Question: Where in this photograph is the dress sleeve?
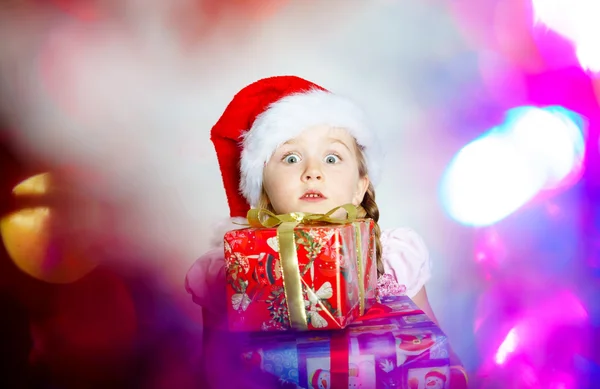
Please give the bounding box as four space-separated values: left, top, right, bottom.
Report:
184 247 227 314
380 228 432 298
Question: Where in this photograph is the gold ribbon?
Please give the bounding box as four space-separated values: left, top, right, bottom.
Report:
354 221 365 316
246 204 358 229
246 204 360 331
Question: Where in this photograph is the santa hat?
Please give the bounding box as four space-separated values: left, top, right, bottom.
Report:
425 370 447 382
211 75 382 220
311 369 326 389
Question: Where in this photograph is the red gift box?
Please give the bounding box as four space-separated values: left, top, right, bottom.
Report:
223 213 377 332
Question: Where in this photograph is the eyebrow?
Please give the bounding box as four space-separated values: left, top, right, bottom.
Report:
329 138 352 152
280 137 353 151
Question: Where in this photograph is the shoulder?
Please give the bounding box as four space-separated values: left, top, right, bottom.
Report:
380 227 431 298
184 248 226 308
381 228 429 256
186 247 226 285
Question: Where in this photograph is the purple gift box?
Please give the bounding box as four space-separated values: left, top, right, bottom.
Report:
239 295 452 389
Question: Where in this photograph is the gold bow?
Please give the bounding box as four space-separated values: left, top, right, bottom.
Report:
245 204 363 331
246 203 358 228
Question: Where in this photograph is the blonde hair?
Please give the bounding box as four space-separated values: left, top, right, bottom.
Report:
355 143 384 277
257 141 384 277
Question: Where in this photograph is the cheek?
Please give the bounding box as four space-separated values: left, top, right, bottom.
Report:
329 181 360 204
334 171 362 194
263 167 283 193
263 176 295 203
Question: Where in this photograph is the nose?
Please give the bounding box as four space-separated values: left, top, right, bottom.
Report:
304 171 322 181
302 160 323 182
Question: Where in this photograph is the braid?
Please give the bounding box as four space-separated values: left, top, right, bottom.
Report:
359 183 384 277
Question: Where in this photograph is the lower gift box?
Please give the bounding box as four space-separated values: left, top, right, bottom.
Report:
239 295 452 389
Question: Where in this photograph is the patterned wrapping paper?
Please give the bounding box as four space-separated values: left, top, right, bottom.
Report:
240 296 452 389
224 220 377 332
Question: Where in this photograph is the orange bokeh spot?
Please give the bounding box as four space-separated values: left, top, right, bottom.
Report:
0 173 98 284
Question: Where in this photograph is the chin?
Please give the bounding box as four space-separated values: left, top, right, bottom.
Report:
292 202 339 215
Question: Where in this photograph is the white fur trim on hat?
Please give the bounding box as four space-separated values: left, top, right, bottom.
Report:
240 88 381 207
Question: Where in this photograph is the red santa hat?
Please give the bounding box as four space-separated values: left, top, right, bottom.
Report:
311 368 328 389
424 370 447 383
211 75 382 220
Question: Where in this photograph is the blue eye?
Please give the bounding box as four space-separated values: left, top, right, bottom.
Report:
324 154 340 164
284 154 300 164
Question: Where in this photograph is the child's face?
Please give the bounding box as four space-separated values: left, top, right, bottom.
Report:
263 125 369 215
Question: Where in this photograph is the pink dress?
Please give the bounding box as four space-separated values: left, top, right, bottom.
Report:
185 227 432 315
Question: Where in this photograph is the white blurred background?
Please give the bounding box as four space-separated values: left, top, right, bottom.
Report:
0 0 471 298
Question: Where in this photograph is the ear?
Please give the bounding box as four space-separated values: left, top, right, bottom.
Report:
353 175 370 206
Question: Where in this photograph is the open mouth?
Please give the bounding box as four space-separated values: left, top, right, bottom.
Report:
300 190 327 200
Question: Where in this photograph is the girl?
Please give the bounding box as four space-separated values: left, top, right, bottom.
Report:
186 76 467 388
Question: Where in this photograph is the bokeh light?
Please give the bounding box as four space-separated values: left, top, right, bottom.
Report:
0 173 98 284
507 106 586 189
442 132 544 227
440 106 586 227
532 0 600 73
494 327 517 365
474 282 591 387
